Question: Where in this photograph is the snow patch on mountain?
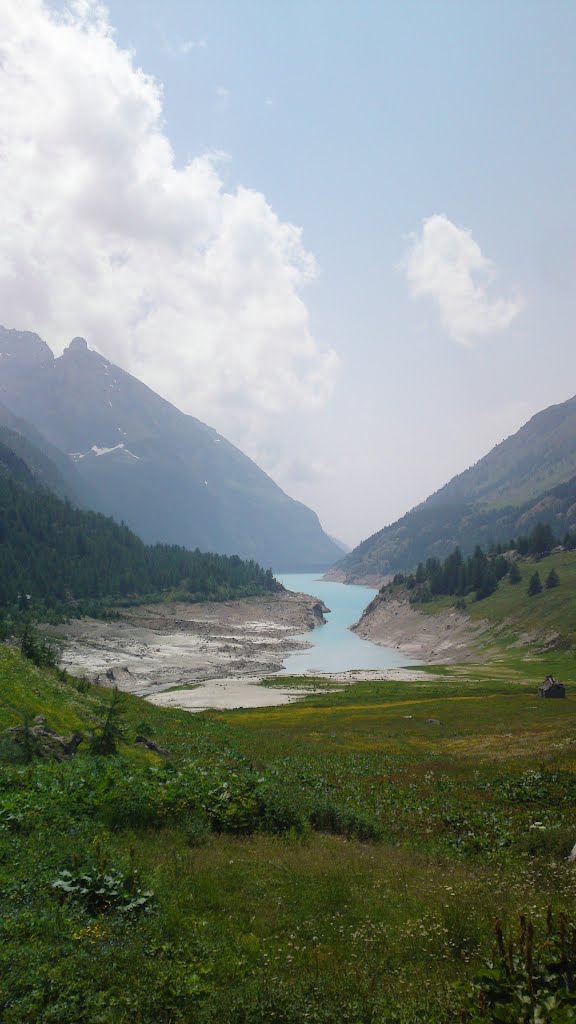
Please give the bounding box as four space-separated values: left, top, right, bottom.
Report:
70 444 140 461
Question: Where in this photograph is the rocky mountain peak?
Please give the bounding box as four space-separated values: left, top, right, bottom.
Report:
0 326 54 367
67 337 89 354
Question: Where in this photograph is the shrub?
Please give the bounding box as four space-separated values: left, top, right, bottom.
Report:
256 782 308 836
183 810 212 847
51 844 153 917
461 909 576 1021
308 798 383 841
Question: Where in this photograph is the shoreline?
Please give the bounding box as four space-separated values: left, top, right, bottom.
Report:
53 590 327 711
352 593 491 663
52 590 428 713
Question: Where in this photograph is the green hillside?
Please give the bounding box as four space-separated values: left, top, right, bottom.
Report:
338 393 576 581
369 544 576 655
459 548 576 649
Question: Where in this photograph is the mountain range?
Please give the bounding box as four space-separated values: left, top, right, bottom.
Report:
336 393 576 582
0 326 340 571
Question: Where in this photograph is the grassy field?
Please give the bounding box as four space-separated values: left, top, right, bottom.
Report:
1 638 576 1022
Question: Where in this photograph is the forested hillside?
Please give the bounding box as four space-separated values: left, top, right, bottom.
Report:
0 444 279 620
356 523 576 655
0 401 91 503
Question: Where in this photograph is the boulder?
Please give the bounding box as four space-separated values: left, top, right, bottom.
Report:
5 722 84 760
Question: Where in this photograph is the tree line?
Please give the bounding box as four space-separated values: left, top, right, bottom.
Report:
0 451 279 622
384 521 569 606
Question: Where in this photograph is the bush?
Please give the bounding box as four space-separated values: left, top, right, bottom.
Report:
308 798 383 841
183 810 212 847
51 844 153 917
461 909 576 1021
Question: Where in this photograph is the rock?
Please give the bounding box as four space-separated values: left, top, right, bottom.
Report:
310 601 330 626
135 735 171 757
425 718 444 726
61 733 84 756
5 723 84 760
568 841 576 865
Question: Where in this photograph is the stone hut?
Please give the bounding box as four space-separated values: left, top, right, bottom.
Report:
538 675 566 699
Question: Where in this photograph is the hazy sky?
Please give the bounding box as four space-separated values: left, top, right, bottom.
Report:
2 1 576 546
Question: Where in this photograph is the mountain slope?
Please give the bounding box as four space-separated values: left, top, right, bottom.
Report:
338 395 576 581
355 546 576 659
0 440 279 617
0 327 340 570
0 401 91 503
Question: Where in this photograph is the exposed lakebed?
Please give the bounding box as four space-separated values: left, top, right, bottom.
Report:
53 578 422 713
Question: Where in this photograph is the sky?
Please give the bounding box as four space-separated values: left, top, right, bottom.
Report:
1 1 576 547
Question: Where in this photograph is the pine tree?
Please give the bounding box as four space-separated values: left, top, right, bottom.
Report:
545 568 560 589
527 572 543 596
89 688 127 756
508 561 522 585
528 522 555 556
476 568 497 601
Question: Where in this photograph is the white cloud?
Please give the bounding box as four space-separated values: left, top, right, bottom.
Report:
402 214 522 345
0 0 337 442
162 36 207 57
215 84 230 110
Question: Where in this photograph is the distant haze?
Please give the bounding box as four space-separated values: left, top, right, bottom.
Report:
2 1 576 546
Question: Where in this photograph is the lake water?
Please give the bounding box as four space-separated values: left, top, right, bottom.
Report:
275 572 414 674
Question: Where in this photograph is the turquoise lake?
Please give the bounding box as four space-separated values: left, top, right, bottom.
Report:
275 573 415 674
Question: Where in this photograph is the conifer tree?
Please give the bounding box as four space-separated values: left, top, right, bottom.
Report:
508 561 522 585
89 688 127 756
527 571 543 596
545 568 560 589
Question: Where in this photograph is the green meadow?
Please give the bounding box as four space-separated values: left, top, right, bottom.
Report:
1 637 576 1023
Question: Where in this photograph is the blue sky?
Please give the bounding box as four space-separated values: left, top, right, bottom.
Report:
4 1 576 544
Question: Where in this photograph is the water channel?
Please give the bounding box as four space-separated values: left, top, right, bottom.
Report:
275 572 415 674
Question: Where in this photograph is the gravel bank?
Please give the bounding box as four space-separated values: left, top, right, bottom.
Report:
54 591 328 706
352 593 491 663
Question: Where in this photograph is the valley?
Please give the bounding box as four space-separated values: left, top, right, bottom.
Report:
3 326 576 1023
51 579 425 713
3 5 576 1020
